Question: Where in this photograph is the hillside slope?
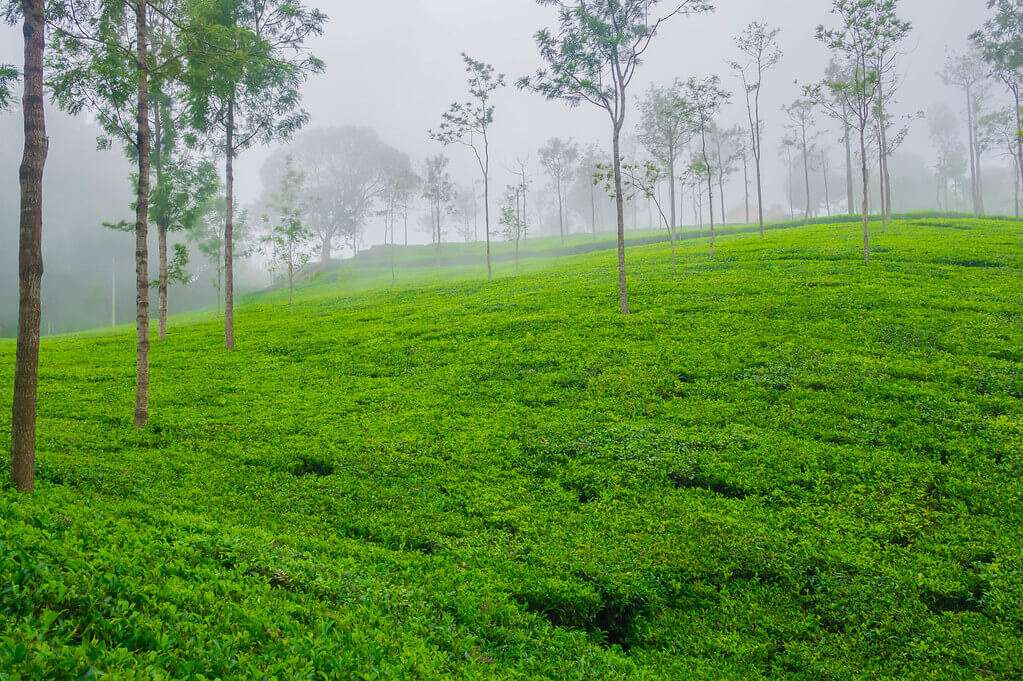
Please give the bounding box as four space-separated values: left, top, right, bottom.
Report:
1 218 1021 679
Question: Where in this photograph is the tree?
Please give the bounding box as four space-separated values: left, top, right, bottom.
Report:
783 98 819 219
499 183 528 271
980 107 1022 215
816 146 834 216
7 0 47 491
48 0 171 426
682 75 730 259
421 154 454 266
521 0 714 315
816 58 858 213
729 21 781 237
185 0 325 350
928 104 969 211
812 0 883 265
149 107 219 338
538 137 580 243
260 155 311 306
575 144 605 237
869 0 913 223
430 54 505 280
971 0 1023 191
709 123 744 225
637 81 691 232
265 127 401 265
941 49 991 216
189 194 253 317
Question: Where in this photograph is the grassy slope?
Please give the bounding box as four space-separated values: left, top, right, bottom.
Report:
1 217 1021 680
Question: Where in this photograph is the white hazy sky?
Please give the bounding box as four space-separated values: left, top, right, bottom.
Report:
0 0 998 219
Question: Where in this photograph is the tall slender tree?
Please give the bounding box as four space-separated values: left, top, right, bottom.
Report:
940 49 991 216
812 0 882 264
185 0 325 350
783 98 819 219
421 154 454 266
430 54 505 281
49 0 170 426
869 0 912 224
521 0 714 315
683 75 730 259
538 137 580 244
971 0 1023 190
729 21 781 237
7 0 48 491
637 81 691 233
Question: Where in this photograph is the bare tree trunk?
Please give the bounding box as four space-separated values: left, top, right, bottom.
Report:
557 176 565 244
801 127 812 219
859 124 870 265
590 181 597 239
822 156 832 217
288 257 293 306
224 98 236 350
133 0 151 429
966 84 980 216
668 152 677 231
742 152 750 224
153 104 169 341
701 127 716 259
877 75 893 220
483 142 492 280
976 150 985 215
1014 88 1023 190
10 0 47 492
158 223 167 339
843 104 854 213
320 234 331 264
612 124 629 315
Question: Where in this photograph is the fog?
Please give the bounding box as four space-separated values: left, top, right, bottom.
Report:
0 0 1011 335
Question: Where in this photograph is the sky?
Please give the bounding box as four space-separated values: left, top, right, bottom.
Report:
0 0 1002 234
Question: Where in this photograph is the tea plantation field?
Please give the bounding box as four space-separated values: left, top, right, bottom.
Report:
1 217 1021 679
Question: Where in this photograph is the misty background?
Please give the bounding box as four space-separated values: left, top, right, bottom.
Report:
0 0 1012 336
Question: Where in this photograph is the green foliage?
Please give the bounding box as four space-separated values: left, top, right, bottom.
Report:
1 217 1022 678
0 64 16 111
183 0 326 154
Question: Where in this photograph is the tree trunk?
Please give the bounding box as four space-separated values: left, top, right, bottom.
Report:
320 233 332 264
1014 88 1023 190
754 138 765 236
153 102 167 340
859 124 870 265
976 150 985 215
801 128 812 219
966 84 980 216
668 152 676 232
224 98 236 350
158 222 168 339
843 104 854 213
288 257 293 307
742 152 750 224
10 0 47 492
484 142 492 280
590 181 597 239
557 177 565 244
822 157 831 217
877 76 893 220
611 125 629 315
133 0 151 429
701 127 715 259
